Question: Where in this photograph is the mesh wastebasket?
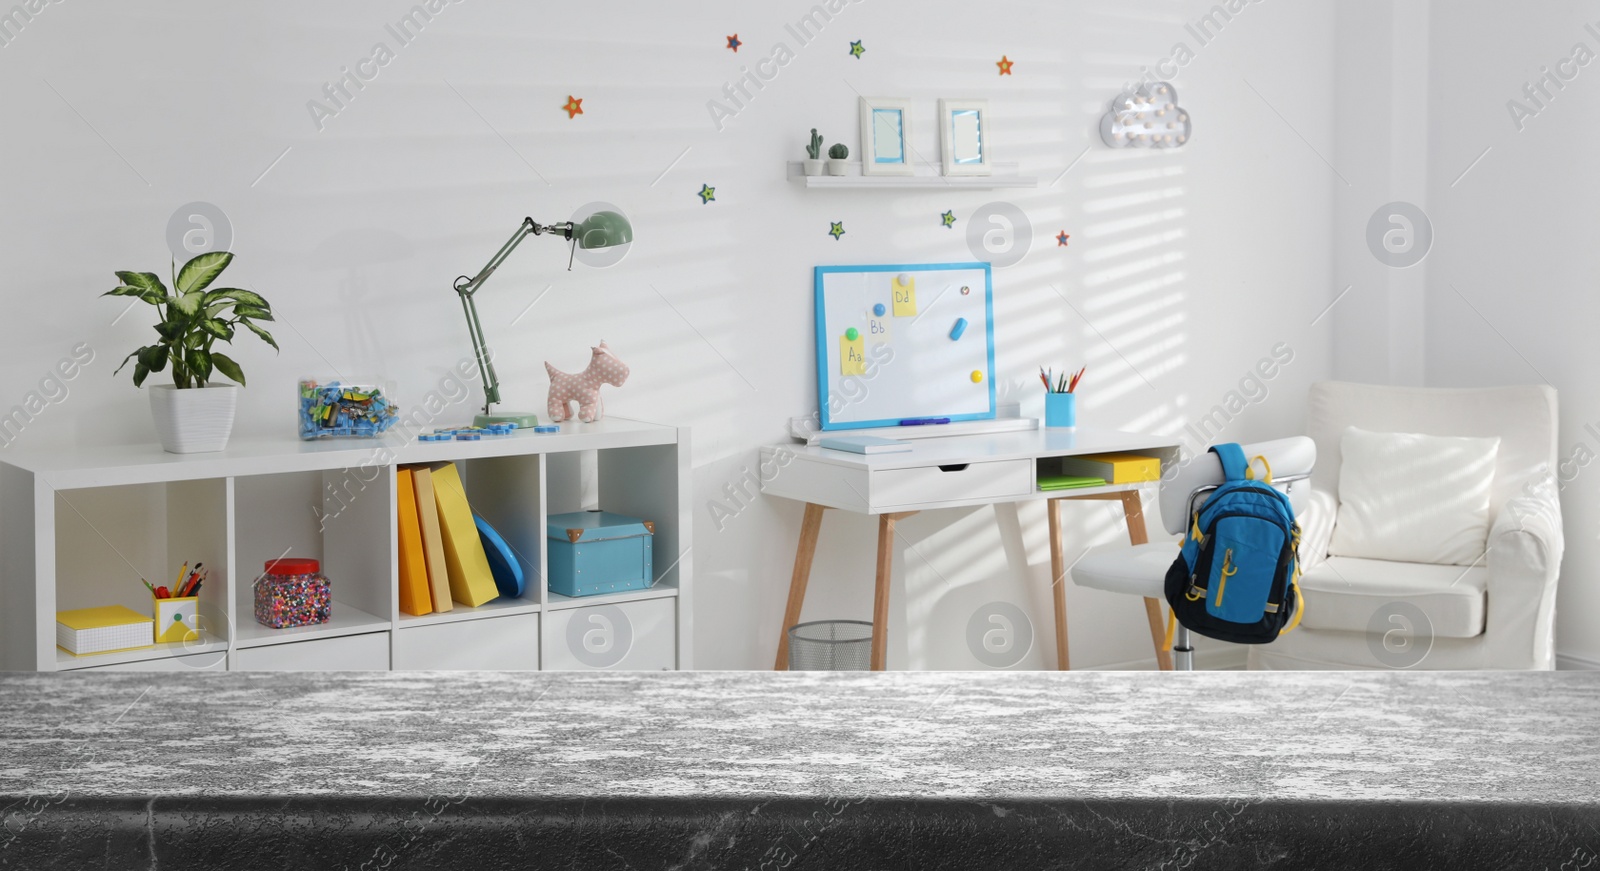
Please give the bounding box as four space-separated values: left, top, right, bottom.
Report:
787 620 873 670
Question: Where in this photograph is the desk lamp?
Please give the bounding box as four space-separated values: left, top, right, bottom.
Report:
451 210 632 427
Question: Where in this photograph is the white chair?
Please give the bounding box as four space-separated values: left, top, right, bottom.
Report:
1252 381 1563 670
1071 437 1317 670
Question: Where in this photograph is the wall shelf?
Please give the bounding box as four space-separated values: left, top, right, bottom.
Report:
787 161 1038 190
1 417 692 673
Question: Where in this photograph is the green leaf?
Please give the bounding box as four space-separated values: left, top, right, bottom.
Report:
233 305 273 321
210 352 245 386
115 271 167 295
173 289 206 317
104 285 145 297
203 287 268 309
155 321 184 342
137 345 168 372
175 252 233 295
200 318 234 341
186 348 213 383
242 320 279 351
114 349 140 375
132 363 151 388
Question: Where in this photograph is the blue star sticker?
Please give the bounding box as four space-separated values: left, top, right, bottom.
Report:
829 221 845 240
726 34 741 52
941 210 957 228
849 40 865 59
698 184 716 204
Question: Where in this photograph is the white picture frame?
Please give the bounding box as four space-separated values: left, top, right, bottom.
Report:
858 97 914 177
938 98 992 176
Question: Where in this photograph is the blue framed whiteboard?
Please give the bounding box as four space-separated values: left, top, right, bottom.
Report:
814 262 995 431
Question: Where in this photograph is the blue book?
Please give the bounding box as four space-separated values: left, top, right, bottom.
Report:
818 436 912 455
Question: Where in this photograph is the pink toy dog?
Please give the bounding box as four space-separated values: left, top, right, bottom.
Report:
545 341 630 423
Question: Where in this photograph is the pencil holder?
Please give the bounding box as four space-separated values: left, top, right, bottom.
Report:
1045 393 1077 428
152 595 201 644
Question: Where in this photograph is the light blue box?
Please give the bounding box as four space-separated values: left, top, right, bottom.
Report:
546 511 655 598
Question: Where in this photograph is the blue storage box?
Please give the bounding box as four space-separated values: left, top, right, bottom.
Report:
546 511 655 598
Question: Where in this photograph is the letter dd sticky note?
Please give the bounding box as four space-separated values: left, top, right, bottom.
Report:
840 334 866 376
891 273 917 317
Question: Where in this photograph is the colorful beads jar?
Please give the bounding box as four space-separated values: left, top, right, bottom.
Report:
254 558 331 629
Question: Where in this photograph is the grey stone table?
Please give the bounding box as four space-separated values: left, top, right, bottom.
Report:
1 670 1597 870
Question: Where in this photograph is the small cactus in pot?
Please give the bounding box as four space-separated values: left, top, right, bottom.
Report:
826 142 850 176
803 128 825 175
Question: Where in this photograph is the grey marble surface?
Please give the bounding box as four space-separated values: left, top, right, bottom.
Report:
1 669 1596 803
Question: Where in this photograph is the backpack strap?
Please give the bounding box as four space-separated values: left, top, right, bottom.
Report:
1210 443 1249 482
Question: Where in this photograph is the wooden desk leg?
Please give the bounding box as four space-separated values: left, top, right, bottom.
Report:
1117 490 1173 672
1047 498 1070 671
870 512 905 671
774 503 827 671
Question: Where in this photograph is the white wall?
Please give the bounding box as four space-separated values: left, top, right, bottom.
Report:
1418 0 1600 665
0 0 1337 669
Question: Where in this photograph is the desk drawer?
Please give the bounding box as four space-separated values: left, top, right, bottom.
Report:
872 459 1032 507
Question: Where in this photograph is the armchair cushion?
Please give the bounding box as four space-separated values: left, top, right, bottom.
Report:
1296 556 1487 639
1328 426 1500 565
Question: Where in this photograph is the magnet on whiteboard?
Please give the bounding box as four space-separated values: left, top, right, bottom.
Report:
873 303 886 317
949 318 967 341
970 370 984 383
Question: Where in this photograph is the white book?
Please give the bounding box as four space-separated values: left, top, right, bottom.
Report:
818 436 913 455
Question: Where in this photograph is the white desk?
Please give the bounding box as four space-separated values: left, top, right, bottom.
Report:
761 427 1182 671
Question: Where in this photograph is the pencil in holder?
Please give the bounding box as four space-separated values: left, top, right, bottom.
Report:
1045 392 1077 428
152 595 201 644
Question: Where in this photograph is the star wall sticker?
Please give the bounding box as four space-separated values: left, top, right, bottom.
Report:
997 55 1014 75
726 34 741 52
562 95 583 118
829 221 846 240
849 40 865 59
698 183 716 204
1056 231 1071 247
941 210 957 228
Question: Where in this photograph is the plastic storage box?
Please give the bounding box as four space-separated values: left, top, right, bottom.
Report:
545 511 655 598
298 378 399 439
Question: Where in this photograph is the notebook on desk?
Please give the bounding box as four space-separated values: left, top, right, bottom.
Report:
1037 474 1106 491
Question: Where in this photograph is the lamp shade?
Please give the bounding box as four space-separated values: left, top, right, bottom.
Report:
574 210 633 249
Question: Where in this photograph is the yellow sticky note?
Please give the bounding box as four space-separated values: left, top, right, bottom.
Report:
840 334 866 375
891 274 917 317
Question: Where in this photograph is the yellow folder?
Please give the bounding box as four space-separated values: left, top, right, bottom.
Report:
410 465 453 613
1057 452 1162 484
428 462 500 608
396 467 432 617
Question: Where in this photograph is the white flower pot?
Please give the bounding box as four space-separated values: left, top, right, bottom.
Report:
149 384 238 454
826 159 850 176
802 159 824 176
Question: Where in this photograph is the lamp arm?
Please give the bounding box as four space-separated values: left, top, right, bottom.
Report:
452 217 575 416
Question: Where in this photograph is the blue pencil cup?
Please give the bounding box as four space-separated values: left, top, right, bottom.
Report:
1045 393 1077 428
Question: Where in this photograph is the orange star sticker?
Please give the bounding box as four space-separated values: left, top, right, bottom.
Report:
996 55 1014 75
562 95 583 118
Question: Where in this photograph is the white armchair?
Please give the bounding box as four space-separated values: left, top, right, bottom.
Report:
1251 381 1564 670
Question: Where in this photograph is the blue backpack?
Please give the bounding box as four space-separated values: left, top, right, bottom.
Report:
1164 443 1305 645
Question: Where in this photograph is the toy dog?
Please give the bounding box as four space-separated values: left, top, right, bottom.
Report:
546 341 629 423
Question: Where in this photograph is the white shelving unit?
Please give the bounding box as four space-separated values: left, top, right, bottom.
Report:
1 418 692 673
786 160 1038 189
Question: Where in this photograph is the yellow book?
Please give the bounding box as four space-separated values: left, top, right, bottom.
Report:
396 467 432 617
410 465 453 613
56 605 154 656
429 462 500 608
1057 452 1162 484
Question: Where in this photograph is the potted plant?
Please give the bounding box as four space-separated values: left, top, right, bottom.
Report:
105 251 277 454
827 143 850 176
804 129 824 176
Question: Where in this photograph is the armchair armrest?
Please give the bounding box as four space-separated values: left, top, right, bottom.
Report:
1294 486 1339 571
1487 471 1564 584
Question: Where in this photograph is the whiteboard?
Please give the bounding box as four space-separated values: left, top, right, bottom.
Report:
814 262 995 430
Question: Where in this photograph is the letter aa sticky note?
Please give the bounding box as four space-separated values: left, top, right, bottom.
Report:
840 334 866 376
891 274 917 317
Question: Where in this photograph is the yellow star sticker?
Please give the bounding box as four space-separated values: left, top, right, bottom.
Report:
941 210 957 228
829 221 845 240
996 55 1014 75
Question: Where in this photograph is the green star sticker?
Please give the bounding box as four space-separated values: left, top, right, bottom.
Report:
941 210 956 228
698 184 715 204
849 40 865 59
829 221 845 240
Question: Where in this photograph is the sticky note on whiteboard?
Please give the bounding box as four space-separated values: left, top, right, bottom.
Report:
891 274 917 317
840 334 866 375
867 314 892 343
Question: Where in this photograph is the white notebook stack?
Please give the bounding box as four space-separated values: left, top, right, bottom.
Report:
56 605 154 656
